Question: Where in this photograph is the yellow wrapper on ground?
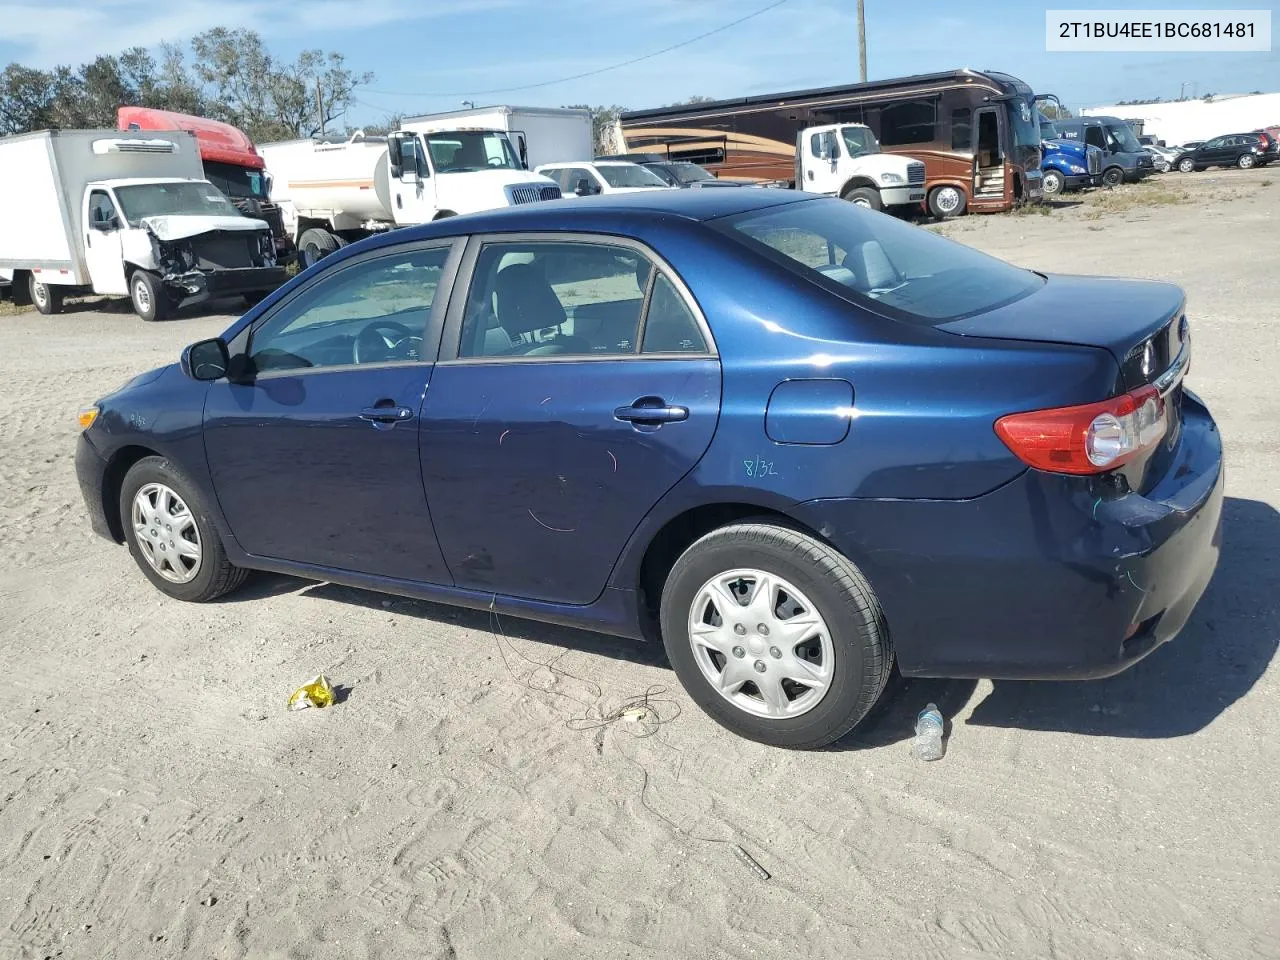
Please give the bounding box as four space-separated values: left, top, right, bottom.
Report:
287 675 336 711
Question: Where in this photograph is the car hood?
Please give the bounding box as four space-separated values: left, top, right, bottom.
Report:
938 274 1184 384
141 215 266 241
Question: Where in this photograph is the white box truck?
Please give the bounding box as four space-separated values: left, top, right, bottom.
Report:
401 105 594 170
0 129 287 320
260 122 564 268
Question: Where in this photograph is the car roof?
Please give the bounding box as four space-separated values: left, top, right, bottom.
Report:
367 189 810 242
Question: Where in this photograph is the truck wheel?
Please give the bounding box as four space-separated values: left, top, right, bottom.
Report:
298 228 342 268
841 186 882 211
1101 167 1124 188
927 185 966 219
1042 169 1065 196
130 270 171 322
29 275 64 315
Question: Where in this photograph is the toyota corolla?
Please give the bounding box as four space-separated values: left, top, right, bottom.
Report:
75 190 1223 749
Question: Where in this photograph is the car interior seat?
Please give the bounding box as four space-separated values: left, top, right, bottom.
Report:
493 263 590 355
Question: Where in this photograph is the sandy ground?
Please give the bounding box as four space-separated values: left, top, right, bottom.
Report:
2 170 1278 960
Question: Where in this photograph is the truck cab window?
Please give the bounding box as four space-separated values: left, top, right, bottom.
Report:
840 127 876 157
89 191 117 227
1085 126 1107 151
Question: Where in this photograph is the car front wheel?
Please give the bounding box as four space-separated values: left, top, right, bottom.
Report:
119 456 248 602
659 523 893 749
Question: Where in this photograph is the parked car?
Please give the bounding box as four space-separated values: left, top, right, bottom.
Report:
597 153 743 188
74 190 1222 750
1143 144 1178 173
536 160 673 196
1173 133 1274 172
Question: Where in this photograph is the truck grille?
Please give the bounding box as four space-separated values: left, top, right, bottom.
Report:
1087 148 1102 175
906 162 925 184
189 233 261 271
508 184 562 205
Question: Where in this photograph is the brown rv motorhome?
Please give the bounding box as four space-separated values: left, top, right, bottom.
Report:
618 69 1045 217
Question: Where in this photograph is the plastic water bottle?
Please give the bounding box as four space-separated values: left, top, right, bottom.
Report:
912 703 945 761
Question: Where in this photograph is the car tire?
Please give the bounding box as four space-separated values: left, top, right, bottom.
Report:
28 274 64 315
1042 169 1065 196
1177 157 1196 173
927 184 966 219
130 270 171 322
119 456 249 602
1238 154 1256 169
841 186 882 211
1101 166 1124 188
298 227 343 268
659 522 893 749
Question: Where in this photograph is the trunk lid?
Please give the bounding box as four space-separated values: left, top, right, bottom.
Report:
941 274 1190 492
938 274 1184 389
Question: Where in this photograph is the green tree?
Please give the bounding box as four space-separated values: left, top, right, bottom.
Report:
563 103 630 156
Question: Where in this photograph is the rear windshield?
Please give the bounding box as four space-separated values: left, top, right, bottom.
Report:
716 198 1043 323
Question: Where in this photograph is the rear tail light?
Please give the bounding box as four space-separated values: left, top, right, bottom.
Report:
994 386 1167 475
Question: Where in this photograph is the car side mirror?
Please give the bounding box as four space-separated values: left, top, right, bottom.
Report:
92 215 118 231
181 337 230 381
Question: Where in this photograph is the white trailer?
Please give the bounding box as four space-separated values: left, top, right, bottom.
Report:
401 106 594 169
0 129 285 320
260 125 563 267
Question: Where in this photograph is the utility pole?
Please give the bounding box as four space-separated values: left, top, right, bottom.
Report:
315 78 326 136
857 0 867 82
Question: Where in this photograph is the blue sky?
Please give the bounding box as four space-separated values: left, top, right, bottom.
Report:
0 0 1276 122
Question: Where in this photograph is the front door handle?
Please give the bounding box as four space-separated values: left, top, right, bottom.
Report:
359 403 414 425
614 398 689 425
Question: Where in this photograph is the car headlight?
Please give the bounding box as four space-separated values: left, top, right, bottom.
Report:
879 172 905 185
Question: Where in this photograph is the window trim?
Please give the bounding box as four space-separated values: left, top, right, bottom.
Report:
437 231 717 365
231 236 465 381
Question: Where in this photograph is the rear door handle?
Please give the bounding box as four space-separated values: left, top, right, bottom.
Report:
614 398 689 425
359 404 414 425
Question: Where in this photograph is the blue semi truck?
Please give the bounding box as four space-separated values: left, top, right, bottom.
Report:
1039 112 1102 197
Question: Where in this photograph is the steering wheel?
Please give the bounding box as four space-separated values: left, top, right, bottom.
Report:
353 320 422 365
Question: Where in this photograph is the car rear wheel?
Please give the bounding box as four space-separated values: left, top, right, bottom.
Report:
927 184 966 219
1178 157 1196 173
119 457 248 602
1042 169 1065 196
1238 154 1256 169
659 523 893 749
841 186 882 211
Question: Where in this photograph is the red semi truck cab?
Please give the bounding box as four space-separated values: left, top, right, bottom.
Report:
117 106 295 262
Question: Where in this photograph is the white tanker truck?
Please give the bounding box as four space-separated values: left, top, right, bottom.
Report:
260 124 562 267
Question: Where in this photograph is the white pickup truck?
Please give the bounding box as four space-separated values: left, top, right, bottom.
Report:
795 123 926 212
0 129 286 320
260 124 562 267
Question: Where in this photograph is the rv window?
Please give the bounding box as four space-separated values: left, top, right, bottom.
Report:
878 99 937 146
951 109 972 151
670 146 725 164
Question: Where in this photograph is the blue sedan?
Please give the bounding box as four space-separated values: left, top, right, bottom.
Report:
75 190 1223 749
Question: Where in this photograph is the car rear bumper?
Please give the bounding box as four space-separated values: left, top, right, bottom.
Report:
793 391 1223 680
76 433 115 542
